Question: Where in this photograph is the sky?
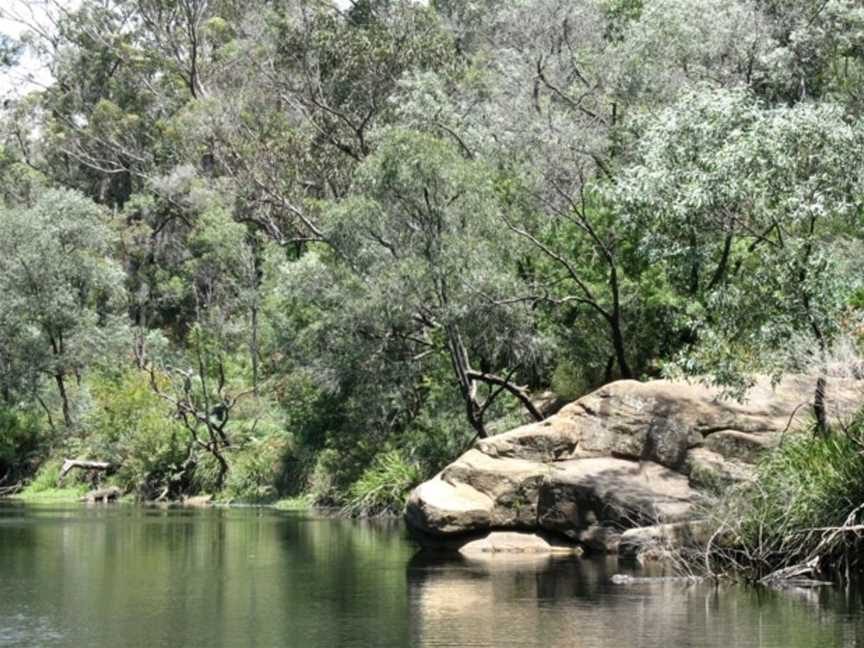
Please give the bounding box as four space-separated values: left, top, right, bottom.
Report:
0 0 360 101
0 1 61 100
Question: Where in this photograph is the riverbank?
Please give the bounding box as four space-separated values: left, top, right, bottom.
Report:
672 420 864 585
3 483 313 511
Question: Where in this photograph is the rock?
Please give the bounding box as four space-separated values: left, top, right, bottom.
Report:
458 531 582 556
476 418 581 462
405 375 862 550
82 486 121 503
619 521 711 559
685 448 754 490
574 525 622 554
611 573 703 584
703 430 775 463
531 391 568 419
405 476 493 536
537 458 694 539
182 494 214 507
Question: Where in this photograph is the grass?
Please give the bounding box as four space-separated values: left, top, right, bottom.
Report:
343 449 421 517
692 413 864 582
272 495 312 511
9 459 89 503
13 485 89 503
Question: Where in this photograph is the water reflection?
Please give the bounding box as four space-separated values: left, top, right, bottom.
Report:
0 504 414 648
2 503 864 648
406 552 864 648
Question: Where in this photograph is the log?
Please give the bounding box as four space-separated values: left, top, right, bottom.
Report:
59 459 112 481
0 481 22 496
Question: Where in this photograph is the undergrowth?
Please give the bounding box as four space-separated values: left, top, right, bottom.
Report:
343 449 421 517
693 412 864 582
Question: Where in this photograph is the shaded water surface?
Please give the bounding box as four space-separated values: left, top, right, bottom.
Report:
1 503 863 647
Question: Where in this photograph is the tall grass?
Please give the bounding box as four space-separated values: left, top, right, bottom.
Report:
343 449 421 517
15 460 89 502
699 413 864 581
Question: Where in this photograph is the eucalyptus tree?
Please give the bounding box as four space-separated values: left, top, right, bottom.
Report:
614 87 864 433
393 0 771 383
126 166 267 488
178 0 458 253
0 34 20 68
285 129 550 439
752 0 864 110
5 0 239 207
0 189 127 429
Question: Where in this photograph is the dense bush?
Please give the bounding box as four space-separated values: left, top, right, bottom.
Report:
223 435 292 502
86 370 188 498
344 449 422 517
0 407 43 480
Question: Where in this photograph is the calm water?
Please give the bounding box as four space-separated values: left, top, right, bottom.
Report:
1 503 864 648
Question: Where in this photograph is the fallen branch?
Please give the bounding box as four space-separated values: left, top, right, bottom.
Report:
59 459 112 481
759 503 864 586
0 481 23 496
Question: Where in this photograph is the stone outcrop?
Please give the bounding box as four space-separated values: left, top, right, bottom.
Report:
406 375 862 552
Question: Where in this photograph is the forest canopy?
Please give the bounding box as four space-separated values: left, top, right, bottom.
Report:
0 0 862 510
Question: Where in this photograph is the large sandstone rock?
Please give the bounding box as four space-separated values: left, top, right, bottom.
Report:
406 375 862 552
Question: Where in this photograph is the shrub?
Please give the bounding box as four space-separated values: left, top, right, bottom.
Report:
17 459 89 501
26 460 64 493
700 412 864 581
344 449 421 517
86 370 188 498
0 407 43 479
223 435 290 502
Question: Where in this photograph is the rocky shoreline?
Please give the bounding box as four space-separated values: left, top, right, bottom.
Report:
405 376 861 556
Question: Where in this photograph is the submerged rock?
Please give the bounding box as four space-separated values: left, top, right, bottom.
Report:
458 531 582 556
406 375 861 552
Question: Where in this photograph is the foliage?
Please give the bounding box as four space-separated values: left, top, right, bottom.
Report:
697 414 864 580
223 434 291 503
0 407 43 478
614 87 864 396
0 189 128 428
2 0 864 513
272 495 312 511
344 449 422 517
86 370 188 499
16 460 89 502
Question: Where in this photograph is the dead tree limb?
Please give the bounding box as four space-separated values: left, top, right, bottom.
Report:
59 459 112 481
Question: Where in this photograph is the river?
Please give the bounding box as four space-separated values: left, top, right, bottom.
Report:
1 502 863 647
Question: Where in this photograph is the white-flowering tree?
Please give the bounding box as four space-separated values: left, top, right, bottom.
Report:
614 87 864 433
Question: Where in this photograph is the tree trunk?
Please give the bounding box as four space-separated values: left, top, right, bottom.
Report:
54 372 72 428
213 447 229 490
466 370 544 422
608 263 632 380
445 324 487 438
610 315 632 380
250 304 259 397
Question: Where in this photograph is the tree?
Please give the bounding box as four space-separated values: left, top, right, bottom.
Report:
0 188 127 428
0 34 20 68
613 87 864 433
285 129 550 439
